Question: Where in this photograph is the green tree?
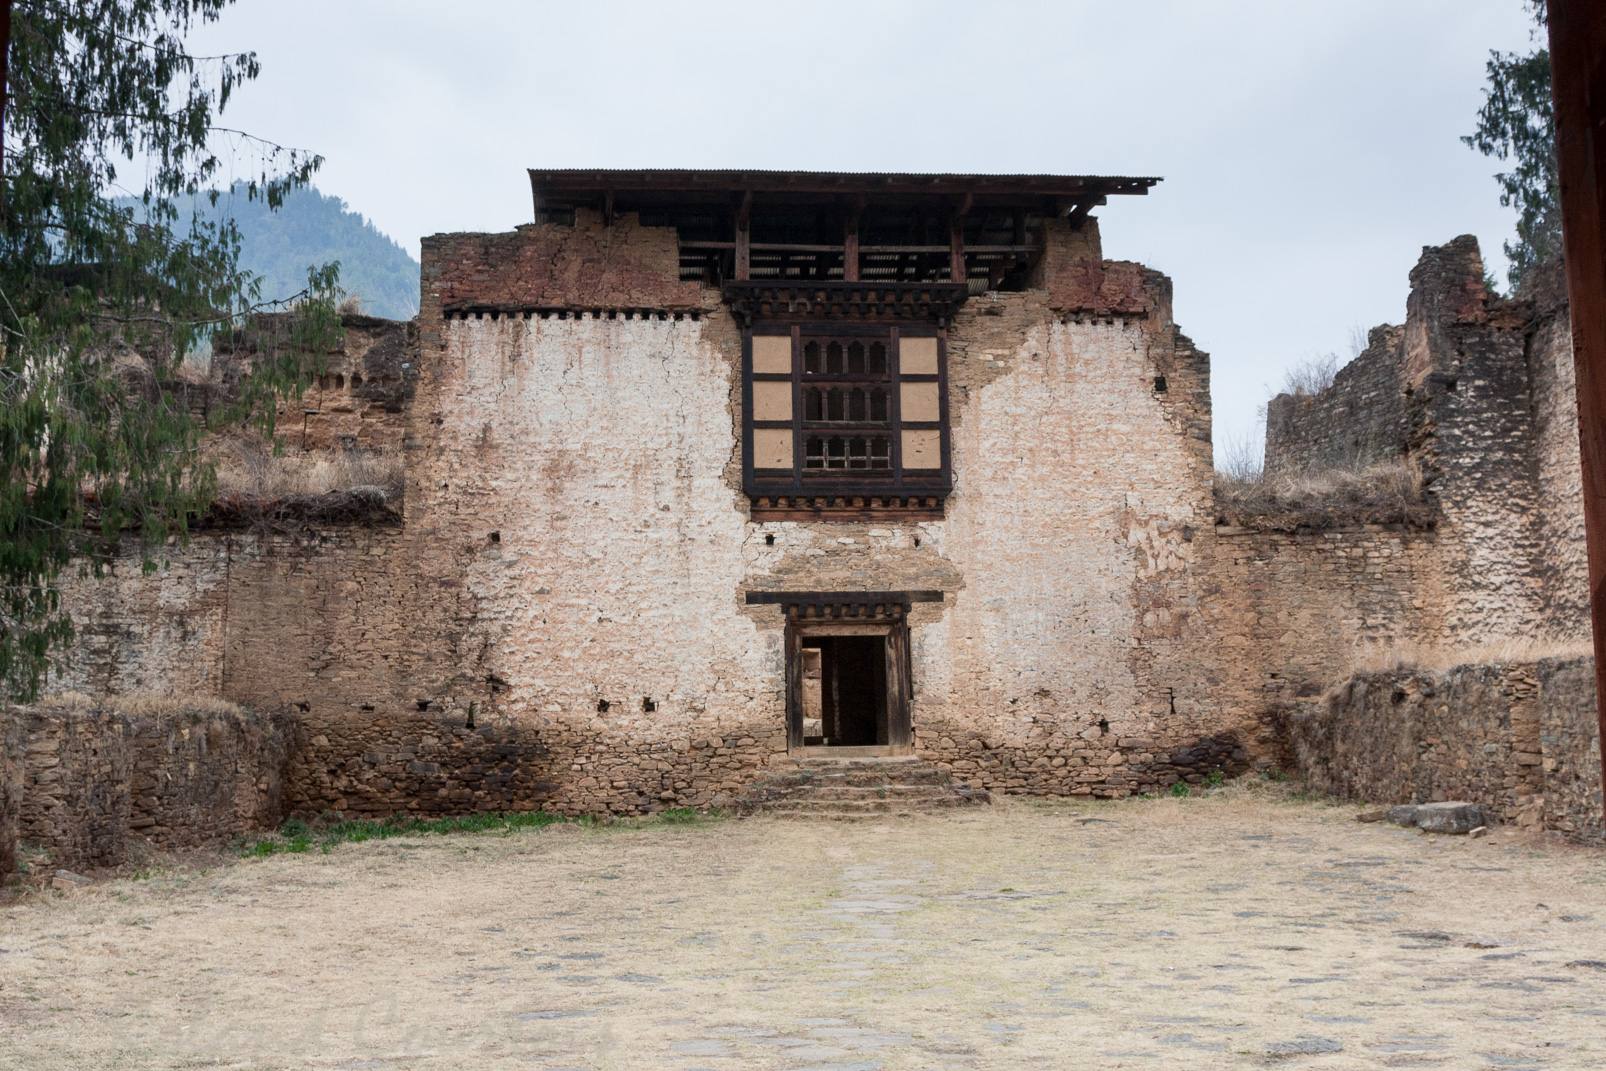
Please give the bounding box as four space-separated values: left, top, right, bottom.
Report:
1463 0 1560 289
0 0 341 700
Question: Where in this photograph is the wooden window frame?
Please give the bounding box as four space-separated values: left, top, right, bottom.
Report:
743 323 952 520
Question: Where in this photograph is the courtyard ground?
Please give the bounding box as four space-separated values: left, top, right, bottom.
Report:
4 787 1606 1070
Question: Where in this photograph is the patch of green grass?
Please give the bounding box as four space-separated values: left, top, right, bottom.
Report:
1170 782 1191 798
1206 769 1225 788
234 805 728 857
236 810 566 857
659 807 700 824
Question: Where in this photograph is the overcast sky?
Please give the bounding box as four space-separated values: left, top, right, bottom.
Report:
187 0 1541 461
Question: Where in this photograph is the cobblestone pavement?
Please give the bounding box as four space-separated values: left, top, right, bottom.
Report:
5 790 1606 1069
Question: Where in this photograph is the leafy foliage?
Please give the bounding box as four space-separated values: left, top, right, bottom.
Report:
1462 0 1559 288
119 184 420 319
0 1 341 700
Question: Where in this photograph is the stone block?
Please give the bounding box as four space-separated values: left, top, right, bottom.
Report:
1414 801 1486 833
1386 804 1421 827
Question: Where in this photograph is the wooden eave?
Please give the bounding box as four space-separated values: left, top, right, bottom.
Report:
529 169 1160 215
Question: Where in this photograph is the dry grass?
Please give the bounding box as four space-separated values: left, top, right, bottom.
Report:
212 435 403 502
1215 457 1432 530
1351 634 1595 676
29 690 244 717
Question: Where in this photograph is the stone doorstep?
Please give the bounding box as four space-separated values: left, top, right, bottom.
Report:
767 784 954 798
727 755 991 817
764 797 982 816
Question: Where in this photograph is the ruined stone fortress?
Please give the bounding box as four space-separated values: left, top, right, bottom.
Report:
2 170 1599 870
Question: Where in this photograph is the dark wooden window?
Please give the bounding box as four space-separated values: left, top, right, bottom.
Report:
744 325 950 520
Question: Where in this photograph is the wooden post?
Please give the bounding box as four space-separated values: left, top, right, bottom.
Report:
1547 0 1606 821
735 190 752 281
949 216 966 285
843 206 860 283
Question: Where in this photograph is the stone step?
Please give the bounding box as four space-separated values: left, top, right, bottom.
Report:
772 784 954 798
764 796 982 816
726 756 990 817
759 766 949 786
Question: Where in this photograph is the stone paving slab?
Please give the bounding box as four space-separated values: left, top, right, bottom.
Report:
3 789 1606 1069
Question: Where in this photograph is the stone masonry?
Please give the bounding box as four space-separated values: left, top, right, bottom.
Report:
4 177 1599 867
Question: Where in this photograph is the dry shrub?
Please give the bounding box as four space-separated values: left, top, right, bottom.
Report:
32 691 244 717
213 435 403 502
1351 635 1595 676
1215 458 1431 530
1279 352 1340 398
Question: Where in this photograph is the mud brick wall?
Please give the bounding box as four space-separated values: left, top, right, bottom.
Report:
4 702 292 872
1208 524 1444 720
1285 657 1602 838
423 211 707 314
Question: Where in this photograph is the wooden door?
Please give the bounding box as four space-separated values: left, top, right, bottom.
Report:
884 619 912 749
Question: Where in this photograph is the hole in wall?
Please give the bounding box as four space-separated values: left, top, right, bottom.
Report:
490 531 501 544
596 699 610 713
296 701 310 713
913 536 921 547
764 533 774 546
351 374 363 387
642 697 656 712
361 704 375 712
1098 717 1110 736
1153 375 1167 392
417 700 431 711
1445 378 1458 392
335 373 345 388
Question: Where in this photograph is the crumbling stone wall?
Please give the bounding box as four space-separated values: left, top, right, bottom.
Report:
1261 237 1582 644
423 211 705 314
1285 657 1601 838
1263 324 1408 474
1522 259 1590 629
5 701 292 871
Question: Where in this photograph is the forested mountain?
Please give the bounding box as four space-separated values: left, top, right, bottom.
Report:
118 185 421 320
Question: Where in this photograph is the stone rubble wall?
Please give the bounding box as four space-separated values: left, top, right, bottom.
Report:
1207 524 1445 735
4 702 292 872
0 711 20 877
1285 657 1602 839
1264 324 1409 475
1260 238 1583 645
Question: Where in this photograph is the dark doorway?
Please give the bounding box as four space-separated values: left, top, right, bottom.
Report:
804 636 887 746
785 614 911 755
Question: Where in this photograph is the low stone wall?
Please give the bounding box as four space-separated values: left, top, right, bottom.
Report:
286 711 779 818
4 701 292 873
916 722 1252 797
1285 656 1601 838
1 711 20 877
